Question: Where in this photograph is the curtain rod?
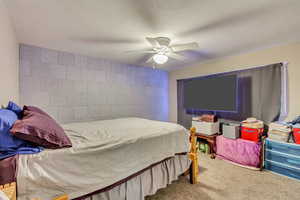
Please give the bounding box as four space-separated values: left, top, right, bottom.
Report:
177 61 287 81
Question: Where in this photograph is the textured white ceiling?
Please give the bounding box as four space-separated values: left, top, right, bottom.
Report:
4 0 300 70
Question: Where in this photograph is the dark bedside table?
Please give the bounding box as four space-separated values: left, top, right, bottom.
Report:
195 133 219 159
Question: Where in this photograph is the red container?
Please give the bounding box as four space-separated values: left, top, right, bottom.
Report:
241 127 264 142
293 128 300 144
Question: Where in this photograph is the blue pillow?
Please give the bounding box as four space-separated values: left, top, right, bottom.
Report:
6 101 22 118
0 109 27 150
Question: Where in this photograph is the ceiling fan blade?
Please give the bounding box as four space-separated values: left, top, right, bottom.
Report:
73 36 140 45
146 55 154 63
125 49 156 54
167 52 185 61
146 37 160 48
171 42 199 52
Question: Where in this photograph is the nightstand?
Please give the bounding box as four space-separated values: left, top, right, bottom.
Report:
195 133 219 159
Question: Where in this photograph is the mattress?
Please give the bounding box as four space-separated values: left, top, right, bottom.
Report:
16 118 189 200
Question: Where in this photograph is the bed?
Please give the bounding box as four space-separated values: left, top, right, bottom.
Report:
0 117 196 200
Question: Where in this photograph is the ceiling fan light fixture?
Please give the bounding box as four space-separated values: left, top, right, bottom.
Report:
153 54 168 64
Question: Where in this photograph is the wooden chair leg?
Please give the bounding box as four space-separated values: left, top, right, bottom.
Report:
189 154 199 184
189 164 193 184
188 127 200 184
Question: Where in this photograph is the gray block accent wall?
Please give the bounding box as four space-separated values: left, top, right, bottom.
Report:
19 44 168 123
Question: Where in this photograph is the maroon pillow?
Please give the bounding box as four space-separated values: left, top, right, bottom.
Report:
23 105 52 119
10 110 72 149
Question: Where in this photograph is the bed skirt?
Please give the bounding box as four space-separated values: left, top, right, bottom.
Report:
76 154 190 200
0 156 17 185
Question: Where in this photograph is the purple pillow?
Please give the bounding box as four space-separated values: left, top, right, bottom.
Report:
23 105 52 119
10 110 72 149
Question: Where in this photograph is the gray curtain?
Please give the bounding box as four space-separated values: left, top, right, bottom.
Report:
177 63 282 128
177 80 193 128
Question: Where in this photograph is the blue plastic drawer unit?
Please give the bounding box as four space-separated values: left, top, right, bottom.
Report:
266 139 300 157
265 160 300 180
265 139 300 181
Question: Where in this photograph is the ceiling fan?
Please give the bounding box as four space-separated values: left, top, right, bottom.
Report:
128 37 199 65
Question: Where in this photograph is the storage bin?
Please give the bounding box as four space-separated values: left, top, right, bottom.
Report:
192 121 219 135
222 123 240 139
216 136 261 168
241 127 263 142
265 160 300 180
265 139 300 181
265 139 300 157
293 128 300 144
265 150 300 169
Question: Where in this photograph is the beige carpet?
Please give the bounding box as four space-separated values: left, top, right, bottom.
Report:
146 154 300 200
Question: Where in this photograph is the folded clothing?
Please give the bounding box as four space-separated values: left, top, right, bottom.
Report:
268 129 291 142
269 130 290 136
0 108 42 160
293 124 300 129
241 117 264 129
269 122 292 133
268 134 290 142
199 114 218 122
268 122 293 143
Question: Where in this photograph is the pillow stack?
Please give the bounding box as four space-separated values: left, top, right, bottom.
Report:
10 105 72 149
0 101 72 160
0 102 42 160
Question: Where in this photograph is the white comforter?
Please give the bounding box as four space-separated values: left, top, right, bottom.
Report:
17 118 189 200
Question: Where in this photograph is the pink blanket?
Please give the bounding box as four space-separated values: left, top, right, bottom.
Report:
216 136 261 168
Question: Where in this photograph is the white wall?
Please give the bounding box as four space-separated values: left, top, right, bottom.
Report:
0 0 19 106
20 44 168 123
169 42 300 123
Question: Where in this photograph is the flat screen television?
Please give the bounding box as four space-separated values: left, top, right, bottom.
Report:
183 74 237 112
